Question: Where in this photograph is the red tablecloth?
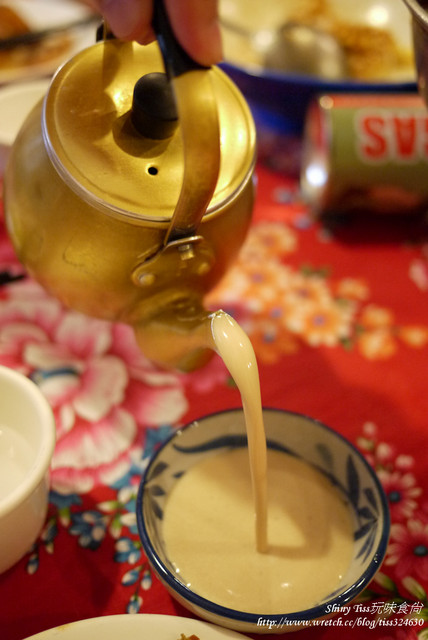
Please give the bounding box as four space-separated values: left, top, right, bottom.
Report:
0 163 428 639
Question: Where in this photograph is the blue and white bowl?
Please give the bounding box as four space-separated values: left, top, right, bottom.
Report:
137 408 390 633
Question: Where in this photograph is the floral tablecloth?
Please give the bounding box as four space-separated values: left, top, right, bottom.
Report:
0 161 428 640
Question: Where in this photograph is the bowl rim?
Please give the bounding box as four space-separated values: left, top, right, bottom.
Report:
220 59 417 92
0 365 56 516
137 407 390 624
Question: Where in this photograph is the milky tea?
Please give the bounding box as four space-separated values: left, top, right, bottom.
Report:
163 311 354 613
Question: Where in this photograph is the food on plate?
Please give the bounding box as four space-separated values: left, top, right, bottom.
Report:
221 0 413 80
0 4 71 70
288 0 413 80
0 5 31 37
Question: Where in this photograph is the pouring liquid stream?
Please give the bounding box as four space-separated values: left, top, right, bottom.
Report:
163 309 354 612
206 309 268 553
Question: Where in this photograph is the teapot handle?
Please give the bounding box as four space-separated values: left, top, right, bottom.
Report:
152 0 221 244
152 0 205 76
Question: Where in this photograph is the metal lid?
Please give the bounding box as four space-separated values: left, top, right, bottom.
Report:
43 40 255 223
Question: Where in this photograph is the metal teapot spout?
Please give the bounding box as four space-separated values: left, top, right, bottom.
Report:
133 298 214 371
126 231 219 370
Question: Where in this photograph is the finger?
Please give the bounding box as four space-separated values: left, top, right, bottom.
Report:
164 0 223 66
97 0 153 42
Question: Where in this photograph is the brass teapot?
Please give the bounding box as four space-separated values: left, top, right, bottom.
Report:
4 7 256 371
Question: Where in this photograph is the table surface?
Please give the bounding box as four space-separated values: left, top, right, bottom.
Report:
1 158 428 639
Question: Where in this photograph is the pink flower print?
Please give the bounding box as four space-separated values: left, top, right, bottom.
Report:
358 422 416 474
409 257 428 291
0 280 188 494
375 442 396 468
385 520 428 583
184 352 230 394
362 438 401 473
394 454 416 473
52 407 138 493
0 209 24 278
377 469 422 521
0 236 24 279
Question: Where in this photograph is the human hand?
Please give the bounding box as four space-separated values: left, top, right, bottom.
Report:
83 0 222 66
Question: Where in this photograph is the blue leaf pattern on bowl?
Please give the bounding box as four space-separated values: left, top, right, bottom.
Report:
150 461 169 479
346 455 360 509
145 437 382 571
315 442 335 471
173 434 248 453
364 486 379 513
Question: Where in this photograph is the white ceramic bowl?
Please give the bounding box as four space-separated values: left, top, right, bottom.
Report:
137 408 390 633
0 365 55 574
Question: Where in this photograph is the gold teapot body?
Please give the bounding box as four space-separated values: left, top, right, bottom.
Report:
4 40 256 369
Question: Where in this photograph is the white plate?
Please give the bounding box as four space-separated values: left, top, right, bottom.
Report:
0 0 97 83
0 77 50 171
23 614 252 640
220 0 415 81
0 78 49 145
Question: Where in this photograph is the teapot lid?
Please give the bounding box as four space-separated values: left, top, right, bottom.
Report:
43 40 255 223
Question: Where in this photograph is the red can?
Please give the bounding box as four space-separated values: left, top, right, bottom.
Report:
301 93 428 216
